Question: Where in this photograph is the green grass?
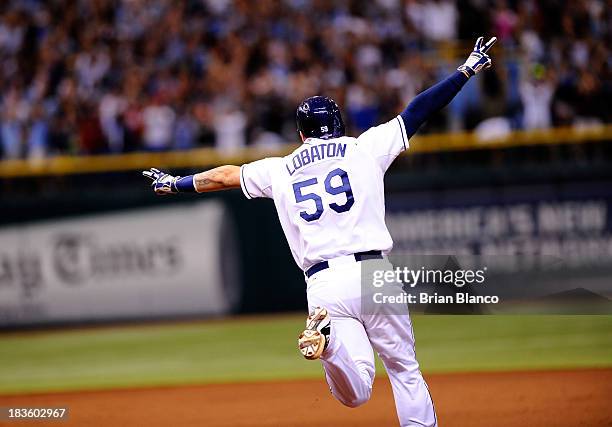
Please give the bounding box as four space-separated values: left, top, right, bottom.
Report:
0 315 610 394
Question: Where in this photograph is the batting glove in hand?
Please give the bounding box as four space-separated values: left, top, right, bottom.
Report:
457 36 497 78
142 167 180 195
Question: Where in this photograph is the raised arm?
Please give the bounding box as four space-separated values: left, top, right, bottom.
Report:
143 165 240 195
401 36 496 139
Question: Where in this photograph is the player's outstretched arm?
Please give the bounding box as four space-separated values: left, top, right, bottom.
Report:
142 165 240 195
401 36 496 139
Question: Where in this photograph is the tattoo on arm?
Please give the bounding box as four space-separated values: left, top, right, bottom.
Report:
195 176 212 188
193 165 241 193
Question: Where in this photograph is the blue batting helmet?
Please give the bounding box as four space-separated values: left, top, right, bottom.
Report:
296 96 345 140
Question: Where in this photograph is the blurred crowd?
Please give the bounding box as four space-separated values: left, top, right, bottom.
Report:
0 0 610 159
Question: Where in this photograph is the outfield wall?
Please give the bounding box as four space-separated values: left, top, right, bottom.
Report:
1 138 612 324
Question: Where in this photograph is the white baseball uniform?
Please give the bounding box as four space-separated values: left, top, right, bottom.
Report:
240 116 437 427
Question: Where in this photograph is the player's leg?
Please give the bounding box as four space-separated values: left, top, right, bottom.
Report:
319 314 375 407
305 267 376 408
364 311 437 427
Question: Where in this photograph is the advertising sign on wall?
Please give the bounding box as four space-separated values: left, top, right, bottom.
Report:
0 201 240 326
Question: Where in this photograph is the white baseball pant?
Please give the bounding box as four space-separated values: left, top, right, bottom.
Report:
306 256 437 427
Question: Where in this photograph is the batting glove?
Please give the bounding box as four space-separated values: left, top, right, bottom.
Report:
142 167 180 195
457 36 497 78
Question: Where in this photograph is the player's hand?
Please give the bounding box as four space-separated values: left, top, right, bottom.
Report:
142 167 180 195
457 36 497 78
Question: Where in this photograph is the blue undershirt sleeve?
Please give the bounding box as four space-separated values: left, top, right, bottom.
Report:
400 71 469 139
175 175 197 192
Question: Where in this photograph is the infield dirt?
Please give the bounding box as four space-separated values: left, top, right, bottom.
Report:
1 368 610 426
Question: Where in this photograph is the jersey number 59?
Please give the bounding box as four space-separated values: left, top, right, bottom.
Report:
292 168 354 222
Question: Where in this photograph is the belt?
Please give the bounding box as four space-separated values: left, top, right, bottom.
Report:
305 250 383 278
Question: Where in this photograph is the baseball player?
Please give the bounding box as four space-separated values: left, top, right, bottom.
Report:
144 37 496 426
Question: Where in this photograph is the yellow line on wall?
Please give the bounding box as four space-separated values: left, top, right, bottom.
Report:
0 125 610 178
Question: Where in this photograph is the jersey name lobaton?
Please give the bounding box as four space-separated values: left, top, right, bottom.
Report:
286 142 347 176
